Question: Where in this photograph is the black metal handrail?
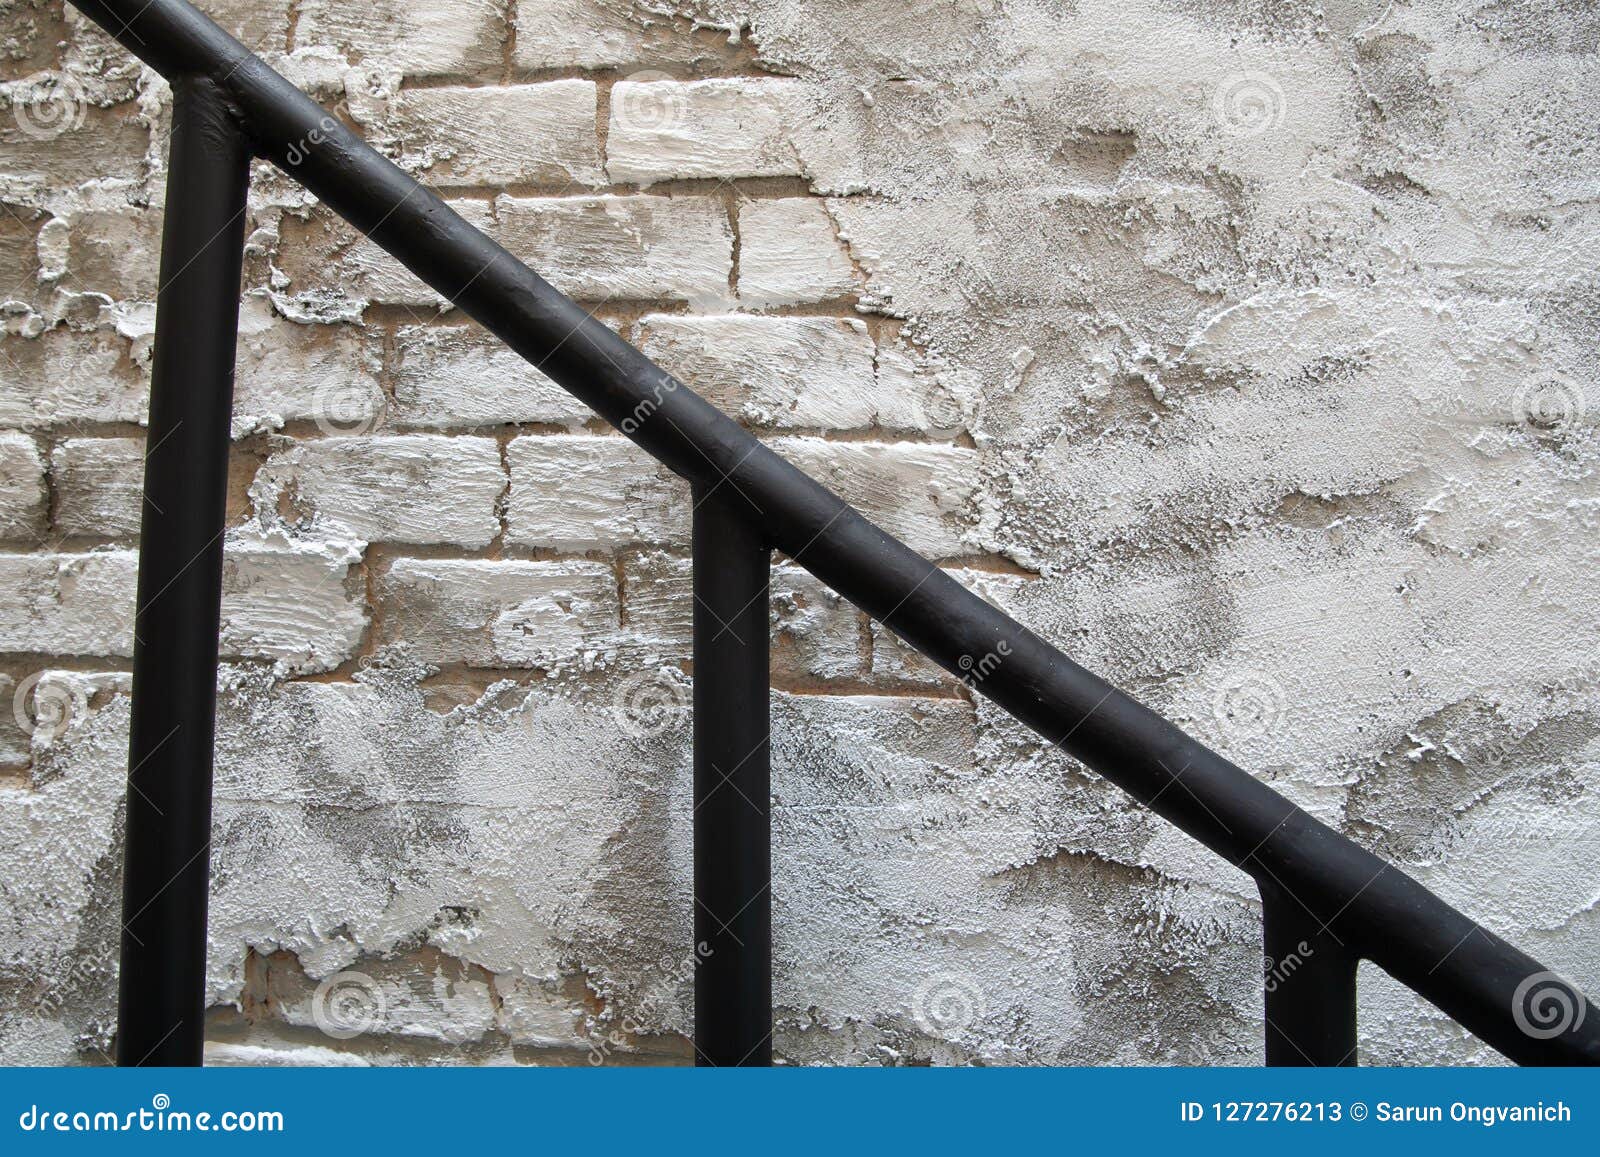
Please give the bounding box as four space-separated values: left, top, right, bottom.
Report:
59 0 1597 1067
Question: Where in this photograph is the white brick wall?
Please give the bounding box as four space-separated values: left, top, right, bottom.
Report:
296 0 506 78
219 530 368 673
13 0 1576 1074
0 552 136 655
771 437 978 558
0 0 1001 1068
233 299 383 438
0 326 146 429
512 0 701 71
636 314 878 429
0 0 1077 1072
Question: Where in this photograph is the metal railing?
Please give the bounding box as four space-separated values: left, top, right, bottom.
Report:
61 0 1598 1068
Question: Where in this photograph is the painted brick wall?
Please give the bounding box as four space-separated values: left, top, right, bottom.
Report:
1 0 1597 1066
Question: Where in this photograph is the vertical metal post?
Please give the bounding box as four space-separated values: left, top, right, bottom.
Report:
1261 884 1359 1066
692 488 773 1066
116 76 250 1067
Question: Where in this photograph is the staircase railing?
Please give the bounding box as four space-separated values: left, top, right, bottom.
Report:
59 0 1598 1067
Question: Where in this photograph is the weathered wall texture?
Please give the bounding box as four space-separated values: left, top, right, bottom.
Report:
1 0 1596 1065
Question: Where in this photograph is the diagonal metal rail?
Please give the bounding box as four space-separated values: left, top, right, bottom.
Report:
63 0 1599 1067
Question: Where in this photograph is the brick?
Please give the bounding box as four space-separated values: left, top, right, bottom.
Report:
617 551 693 657
251 434 504 548
276 199 496 310
0 203 41 300
0 432 47 541
0 325 145 429
59 204 164 302
219 528 367 674
874 340 967 434
493 974 585 1048
737 198 856 308
0 107 149 209
375 557 618 668
635 314 878 430
363 82 603 188
233 300 385 437
0 552 136 656
265 953 496 1045
513 0 712 71
772 565 862 681
50 437 143 538
771 437 977 557
607 78 805 185
391 323 589 429
493 194 731 306
505 434 686 551
295 0 507 79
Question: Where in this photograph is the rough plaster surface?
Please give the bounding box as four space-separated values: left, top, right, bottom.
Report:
0 0 1596 1067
